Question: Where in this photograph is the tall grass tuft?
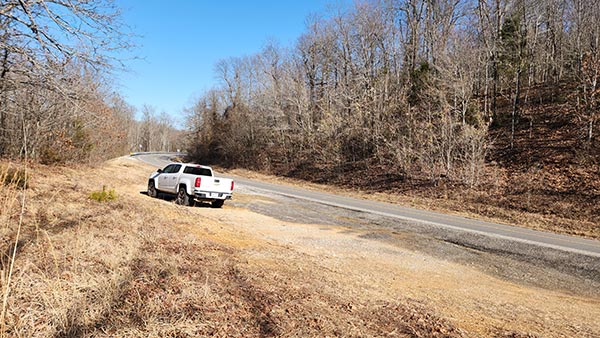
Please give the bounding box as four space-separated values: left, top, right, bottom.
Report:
1 165 29 189
0 163 28 337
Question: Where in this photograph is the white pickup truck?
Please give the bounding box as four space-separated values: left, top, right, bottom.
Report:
147 163 234 208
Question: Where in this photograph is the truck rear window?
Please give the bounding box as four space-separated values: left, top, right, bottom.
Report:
183 167 212 176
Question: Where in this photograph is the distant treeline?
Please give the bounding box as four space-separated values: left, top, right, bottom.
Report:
186 0 599 186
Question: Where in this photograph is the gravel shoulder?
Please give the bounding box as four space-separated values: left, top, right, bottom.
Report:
202 190 600 337
229 187 600 297
135 155 600 336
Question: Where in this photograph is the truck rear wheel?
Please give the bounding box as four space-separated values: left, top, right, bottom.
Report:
176 186 194 206
211 200 224 208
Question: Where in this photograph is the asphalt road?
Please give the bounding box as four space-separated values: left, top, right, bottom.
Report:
135 152 600 259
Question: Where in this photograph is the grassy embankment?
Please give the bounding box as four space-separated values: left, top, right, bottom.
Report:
0 157 461 337
0 156 598 337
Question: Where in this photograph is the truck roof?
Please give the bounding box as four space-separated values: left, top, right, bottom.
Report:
165 162 212 169
180 163 212 169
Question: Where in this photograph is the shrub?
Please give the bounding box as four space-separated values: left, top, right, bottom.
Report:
89 186 117 202
1 166 29 189
39 146 63 165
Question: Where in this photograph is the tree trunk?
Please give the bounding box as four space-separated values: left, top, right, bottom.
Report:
589 118 594 143
511 66 522 149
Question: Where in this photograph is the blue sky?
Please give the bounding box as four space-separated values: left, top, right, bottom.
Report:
117 0 348 127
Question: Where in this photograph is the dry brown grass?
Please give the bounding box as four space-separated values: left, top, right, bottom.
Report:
0 157 464 337
0 157 597 337
0 162 29 336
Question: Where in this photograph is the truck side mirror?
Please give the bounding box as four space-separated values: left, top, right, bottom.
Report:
157 169 163 173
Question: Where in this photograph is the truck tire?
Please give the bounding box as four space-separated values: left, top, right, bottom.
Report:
148 180 158 198
211 200 224 208
176 186 194 206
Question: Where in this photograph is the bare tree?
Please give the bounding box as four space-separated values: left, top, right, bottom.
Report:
0 0 133 161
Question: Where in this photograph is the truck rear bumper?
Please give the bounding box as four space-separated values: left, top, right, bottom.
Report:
193 191 232 201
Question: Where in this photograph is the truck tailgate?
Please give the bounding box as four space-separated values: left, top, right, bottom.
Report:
200 177 233 193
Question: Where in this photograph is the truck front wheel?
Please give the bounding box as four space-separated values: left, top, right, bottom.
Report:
176 186 194 206
148 181 158 198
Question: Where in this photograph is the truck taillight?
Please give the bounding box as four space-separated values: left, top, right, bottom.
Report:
195 177 201 187
231 181 235 191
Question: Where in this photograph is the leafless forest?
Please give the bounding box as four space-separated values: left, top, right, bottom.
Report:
187 0 598 187
0 0 180 163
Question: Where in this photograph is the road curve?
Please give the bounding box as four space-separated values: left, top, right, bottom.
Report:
134 152 600 258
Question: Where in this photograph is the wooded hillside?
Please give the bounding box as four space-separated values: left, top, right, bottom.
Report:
186 0 599 234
